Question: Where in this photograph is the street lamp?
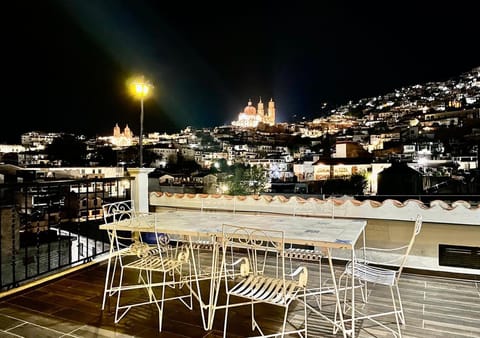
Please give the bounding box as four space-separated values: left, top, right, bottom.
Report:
129 75 152 167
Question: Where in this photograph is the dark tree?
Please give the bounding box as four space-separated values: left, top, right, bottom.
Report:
95 147 117 166
46 134 87 166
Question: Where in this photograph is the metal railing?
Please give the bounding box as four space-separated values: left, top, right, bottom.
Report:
0 176 133 291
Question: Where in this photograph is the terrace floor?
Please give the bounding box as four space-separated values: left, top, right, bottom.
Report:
0 257 479 338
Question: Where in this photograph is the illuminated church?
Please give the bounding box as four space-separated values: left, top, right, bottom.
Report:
111 123 133 147
232 98 276 128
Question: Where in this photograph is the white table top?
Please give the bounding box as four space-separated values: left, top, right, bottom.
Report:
100 210 367 249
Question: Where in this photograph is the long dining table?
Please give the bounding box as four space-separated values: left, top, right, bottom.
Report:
100 209 367 337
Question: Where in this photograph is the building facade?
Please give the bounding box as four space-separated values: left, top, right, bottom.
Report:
232 98 276 127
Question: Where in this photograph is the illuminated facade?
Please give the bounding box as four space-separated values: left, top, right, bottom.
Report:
112 123 133 147
232 98 276 127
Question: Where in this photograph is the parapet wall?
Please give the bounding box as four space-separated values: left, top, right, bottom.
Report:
149 192 479 226
149 192 480 276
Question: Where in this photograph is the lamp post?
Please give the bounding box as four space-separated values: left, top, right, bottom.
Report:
131 76 152 167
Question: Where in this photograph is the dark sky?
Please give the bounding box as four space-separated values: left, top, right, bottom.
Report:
3 1 479 143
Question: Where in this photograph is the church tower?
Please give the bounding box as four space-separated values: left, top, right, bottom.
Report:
113 123 121 137
257 97 264 117
267 98 276 125
124 124 132 138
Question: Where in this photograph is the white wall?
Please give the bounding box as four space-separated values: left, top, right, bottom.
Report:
149 192 480 275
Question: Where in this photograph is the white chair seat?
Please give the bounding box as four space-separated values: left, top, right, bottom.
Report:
345 261 396 286
124 254 185 272
230 275 301 305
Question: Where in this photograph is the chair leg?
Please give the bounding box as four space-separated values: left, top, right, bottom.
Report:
362 279 368 303
158 272 167 331
316 258 322 309
334 271 346 334
390 286 403 338
147 270 155 303
188 264 193 309
177 264 194 310
101 255 114 310
289 256 293 276
341 272 349 314
281 304 289 338
144 271 163 332
114 268 130 323
394 284 405 325
223 294 231 338
251 302 255 332
303 290 308 337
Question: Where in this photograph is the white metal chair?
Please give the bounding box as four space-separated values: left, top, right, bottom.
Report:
337 214 423 337
113 214 193 331
220 224 309 338
101 200 153 310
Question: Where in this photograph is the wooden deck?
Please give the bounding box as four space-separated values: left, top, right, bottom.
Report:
0 256 479 338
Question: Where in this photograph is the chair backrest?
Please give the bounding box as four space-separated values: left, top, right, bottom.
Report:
396 214 423 279
102 200 137 250
152 214 188 267
102 200 135 224
222 224 285 276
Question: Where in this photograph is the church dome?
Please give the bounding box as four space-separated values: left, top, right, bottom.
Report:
243 99 257 115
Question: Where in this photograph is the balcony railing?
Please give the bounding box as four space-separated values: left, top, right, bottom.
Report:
2 171 479 292
0 177 133 291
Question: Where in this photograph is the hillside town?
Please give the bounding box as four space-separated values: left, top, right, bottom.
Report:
1 69 479 338
1 66 479 197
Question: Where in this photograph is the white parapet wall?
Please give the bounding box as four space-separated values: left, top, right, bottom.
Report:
150 192 479 225
149 192 480 276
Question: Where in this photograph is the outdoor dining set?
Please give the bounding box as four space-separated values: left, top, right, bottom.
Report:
99 200 422 337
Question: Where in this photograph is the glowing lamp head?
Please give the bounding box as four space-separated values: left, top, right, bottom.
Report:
128 75 152 99
135 83 150 97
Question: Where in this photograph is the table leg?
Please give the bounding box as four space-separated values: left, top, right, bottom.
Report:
350 248 356 337
185 235 221 331
207 237 221 330
327 248 348 338
185 235 209 330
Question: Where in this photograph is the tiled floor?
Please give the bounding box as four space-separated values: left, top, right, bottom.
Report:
0 258 479 337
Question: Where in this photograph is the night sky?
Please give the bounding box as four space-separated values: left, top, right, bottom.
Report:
3 1 479 143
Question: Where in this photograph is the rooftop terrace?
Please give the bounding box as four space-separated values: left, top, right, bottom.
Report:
0 257 479 337
1 172 479 337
